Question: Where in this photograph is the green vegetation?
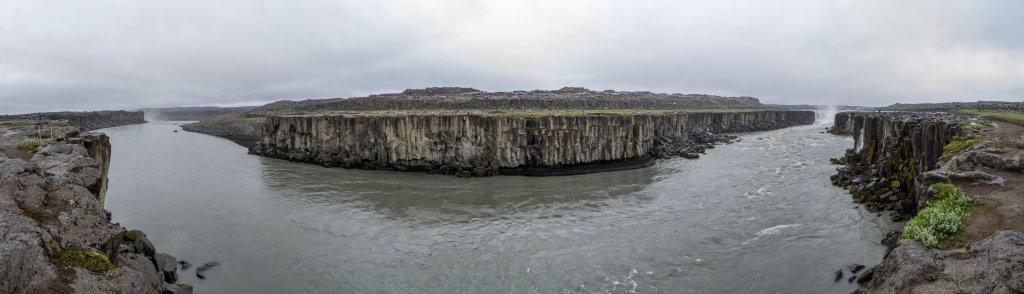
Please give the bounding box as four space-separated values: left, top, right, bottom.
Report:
17 137 44 151
1015 136 1024 150
942 136 981 159
58 249 114 272
954 109 1024 126
957 119 993 132
901 183 974 247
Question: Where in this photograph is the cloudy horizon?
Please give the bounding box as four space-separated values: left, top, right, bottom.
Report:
3 0 1023 114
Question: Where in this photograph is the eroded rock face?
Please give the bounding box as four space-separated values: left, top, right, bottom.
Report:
0 122 189 294
829 112 961 216
250 111 815 176
865 230 1024 293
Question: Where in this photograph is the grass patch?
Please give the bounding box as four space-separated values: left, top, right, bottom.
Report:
942 136 981 159
1016 136 1024 150
901 183 974 247
57 249 114 272
17 137 44 151
954 109 1024 126
958 119 993 132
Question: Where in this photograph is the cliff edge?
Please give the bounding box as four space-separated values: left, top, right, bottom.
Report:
0 120 190 294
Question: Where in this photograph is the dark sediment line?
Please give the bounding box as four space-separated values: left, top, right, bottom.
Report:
499 157 658 176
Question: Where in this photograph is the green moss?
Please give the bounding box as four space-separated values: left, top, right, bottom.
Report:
942 136 981 159
901 183 974 247
17 137 43 151
58 249 114 272
890 180 901 189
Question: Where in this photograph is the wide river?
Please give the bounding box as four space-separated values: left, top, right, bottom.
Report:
103 119 894 293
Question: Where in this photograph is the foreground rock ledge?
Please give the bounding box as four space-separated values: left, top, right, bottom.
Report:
863 230 1024 293
249 110 815 176
0 121 190 294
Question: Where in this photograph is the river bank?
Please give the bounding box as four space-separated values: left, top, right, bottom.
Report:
828 111 1024 292
0 120 191 293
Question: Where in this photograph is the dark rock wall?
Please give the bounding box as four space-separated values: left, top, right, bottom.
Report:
0 111 146 131
251 111 815 176
830 112 961 216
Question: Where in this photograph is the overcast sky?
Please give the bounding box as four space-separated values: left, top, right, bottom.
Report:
3 0 1023 114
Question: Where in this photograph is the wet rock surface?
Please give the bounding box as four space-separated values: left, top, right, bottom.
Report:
0 120 190 293
251 110 815 176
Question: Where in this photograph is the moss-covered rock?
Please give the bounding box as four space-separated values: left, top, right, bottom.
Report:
58 249 114 272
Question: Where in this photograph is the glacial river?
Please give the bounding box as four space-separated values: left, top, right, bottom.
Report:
103 120 894 293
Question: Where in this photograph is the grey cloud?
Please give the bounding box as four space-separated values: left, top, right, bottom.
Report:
2 0 1022 114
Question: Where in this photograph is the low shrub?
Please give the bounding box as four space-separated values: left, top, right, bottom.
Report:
901 183 974 247
17 137 43 151
1015 136 1024 150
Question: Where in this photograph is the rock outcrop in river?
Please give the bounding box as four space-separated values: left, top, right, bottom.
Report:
0 120 190 293
183 87 785 148
829 112 962 219
250 110 815 176
0 111 146 131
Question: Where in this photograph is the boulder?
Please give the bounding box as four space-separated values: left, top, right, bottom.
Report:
154 253 178 283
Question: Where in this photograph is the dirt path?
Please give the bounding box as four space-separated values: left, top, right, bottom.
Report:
961 121 1024 242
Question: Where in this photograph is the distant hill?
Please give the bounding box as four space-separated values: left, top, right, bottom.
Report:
140 106 257 121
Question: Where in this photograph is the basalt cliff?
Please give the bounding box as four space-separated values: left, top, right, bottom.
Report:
0 120 190 294
184 87 796 148
830 111 1024 292
0 111 146 131
250 110 815 176
829 112 962 219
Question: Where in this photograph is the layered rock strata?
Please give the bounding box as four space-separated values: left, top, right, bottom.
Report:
829 112 961 219
250 110 815 176
0 121 190 293
0 111 146 131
